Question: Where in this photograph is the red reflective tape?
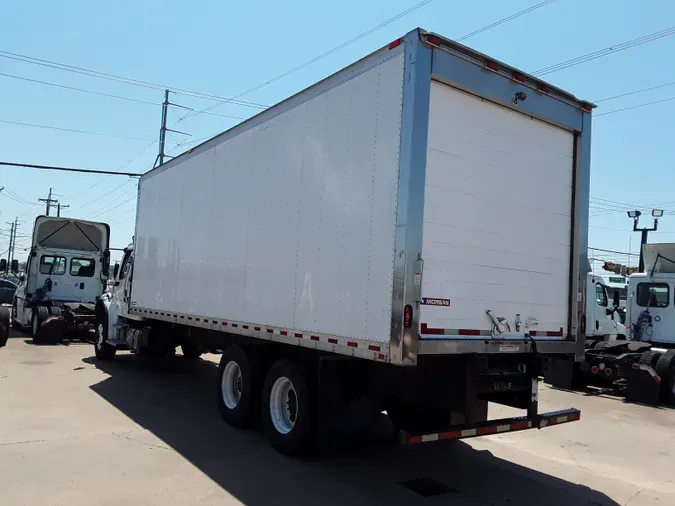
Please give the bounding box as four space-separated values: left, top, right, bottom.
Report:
188 317 192 320
222 322 228 326
231 324 238 328
243 325 249 329
377 353 385 360
203 320 208 323
267 329 274 334
254 327 261 331
438 430 461 440
421 323 444 335
295 333 303 338
347 341 358 348
328 338 338 344
280 330 288 336
196 318 201 322
476 426 499 436
310 336 320 341
161 313 165 316
368 345 381 352
173 314 177 318
459 329 481 336
408 435 423 444
510 421 531 431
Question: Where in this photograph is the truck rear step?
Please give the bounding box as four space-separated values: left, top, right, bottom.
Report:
400 408 581 444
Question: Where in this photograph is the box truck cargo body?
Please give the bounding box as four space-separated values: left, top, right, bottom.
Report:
97 29 591 455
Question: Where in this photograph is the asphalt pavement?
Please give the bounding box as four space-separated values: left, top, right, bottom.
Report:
1 330 674 505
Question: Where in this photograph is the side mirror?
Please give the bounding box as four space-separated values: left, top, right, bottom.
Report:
606 308 614 316
10 259 18 273
113 262 120 279
101 249 111 277
613 290 620 308
0 259 6 272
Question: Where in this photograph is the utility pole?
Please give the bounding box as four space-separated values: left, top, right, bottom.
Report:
627 209 663 272
38 187 58 216
6 218 16 272
57 203 70 217
153 89 191 168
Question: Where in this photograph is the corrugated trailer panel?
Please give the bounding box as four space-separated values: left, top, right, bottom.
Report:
420 82 574 339
133 48 405 343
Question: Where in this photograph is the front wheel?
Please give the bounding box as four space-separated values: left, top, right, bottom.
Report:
262 359 317 457
94 321 116 361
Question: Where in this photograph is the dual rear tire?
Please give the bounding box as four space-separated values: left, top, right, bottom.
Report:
217 346 316 457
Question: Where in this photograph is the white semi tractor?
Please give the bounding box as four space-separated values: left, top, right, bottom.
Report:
93 29 591 456
12 216 111 343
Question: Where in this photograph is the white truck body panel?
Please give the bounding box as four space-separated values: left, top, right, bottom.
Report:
420 82 573 340
133 50 405 344
129 29 592 364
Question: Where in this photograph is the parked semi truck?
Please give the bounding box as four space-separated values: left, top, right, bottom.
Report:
547 244 675 406
94 29 590 456
586 275 626 340
12 216 111 343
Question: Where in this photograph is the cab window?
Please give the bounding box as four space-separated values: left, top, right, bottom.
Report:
595 283 608 307
636 283 670 308
39 255 66 275
70 258 95 277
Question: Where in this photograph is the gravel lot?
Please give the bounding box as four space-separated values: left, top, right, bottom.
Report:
1 331 674 505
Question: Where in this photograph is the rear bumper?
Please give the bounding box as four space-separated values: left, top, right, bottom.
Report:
400 408 581 444
417 338 580 356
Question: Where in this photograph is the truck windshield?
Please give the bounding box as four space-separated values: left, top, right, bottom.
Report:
39 255 66 275
70 258 95 277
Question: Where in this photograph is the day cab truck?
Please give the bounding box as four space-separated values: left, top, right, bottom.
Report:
93 28 591 456
12 216 111 344
548 244 675 406
586 275 626 341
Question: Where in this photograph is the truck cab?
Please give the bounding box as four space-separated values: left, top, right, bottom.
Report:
626 244 675 348
586 275 626 340
13 216 111 341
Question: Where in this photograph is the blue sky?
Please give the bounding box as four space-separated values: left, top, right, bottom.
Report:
1 0 674 265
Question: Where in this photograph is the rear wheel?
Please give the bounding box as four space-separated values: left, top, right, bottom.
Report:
0 306 9 347
639 350 662 368
262 359 317 457
656 351 675 404
217 345 263 428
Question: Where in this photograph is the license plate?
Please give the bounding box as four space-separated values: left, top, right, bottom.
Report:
493 381 512 392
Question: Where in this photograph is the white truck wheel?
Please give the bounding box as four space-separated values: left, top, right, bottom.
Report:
262 359 317 457
217 345 262 428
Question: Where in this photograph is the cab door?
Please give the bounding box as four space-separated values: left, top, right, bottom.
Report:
632 281 674 344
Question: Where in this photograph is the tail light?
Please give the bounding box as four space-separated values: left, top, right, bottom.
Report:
580 314 586 334
404 304 413 329
591 366 599 374
604 368 613 377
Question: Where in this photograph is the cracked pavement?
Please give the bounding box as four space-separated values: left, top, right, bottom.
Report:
1 331 674 505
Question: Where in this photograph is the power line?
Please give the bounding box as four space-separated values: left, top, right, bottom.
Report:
0 119 186 144
0 50 267 110
596 95 675 117
595 79 675 103
532 26 675 76
78 179 135 209
182 0 434 121
456 0 555 41
0 72 248 121
0 161 142 177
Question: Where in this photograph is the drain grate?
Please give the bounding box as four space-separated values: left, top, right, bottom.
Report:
399 477 458 498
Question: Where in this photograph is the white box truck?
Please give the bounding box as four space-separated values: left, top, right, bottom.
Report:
95 29 591 456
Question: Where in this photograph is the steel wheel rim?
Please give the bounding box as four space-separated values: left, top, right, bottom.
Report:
221 361 243 409
269 376 297 435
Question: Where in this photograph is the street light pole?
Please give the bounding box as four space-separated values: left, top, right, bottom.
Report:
628 209 663 272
